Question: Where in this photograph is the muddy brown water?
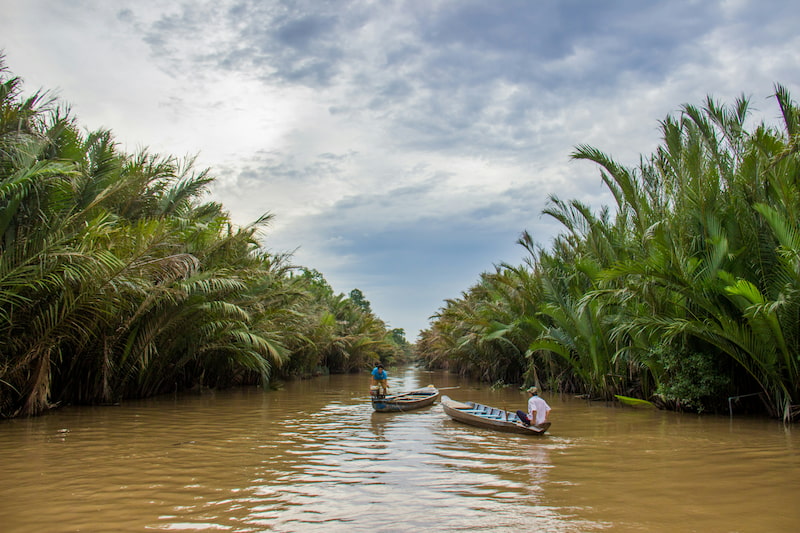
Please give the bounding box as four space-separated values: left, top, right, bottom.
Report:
1 367 798 532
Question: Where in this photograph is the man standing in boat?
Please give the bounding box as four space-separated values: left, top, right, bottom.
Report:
517 386 551 427
371 363 389 397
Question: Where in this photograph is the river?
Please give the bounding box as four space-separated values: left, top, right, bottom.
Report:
0 367 798 532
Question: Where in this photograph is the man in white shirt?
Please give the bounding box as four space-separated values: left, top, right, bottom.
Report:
517 386 551 426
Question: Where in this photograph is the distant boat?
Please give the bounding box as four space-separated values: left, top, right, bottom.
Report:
441 395 551 435
371 385 440 412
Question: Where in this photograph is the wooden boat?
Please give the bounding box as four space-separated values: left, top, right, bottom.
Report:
441 395 551 435
371 385 440 412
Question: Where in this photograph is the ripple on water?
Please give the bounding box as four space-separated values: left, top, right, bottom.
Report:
4 373 796 532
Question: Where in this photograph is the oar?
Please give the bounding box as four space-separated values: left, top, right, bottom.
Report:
436 386 461 391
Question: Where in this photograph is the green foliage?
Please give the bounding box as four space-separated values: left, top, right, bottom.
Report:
418 84 800 420
0 56 397 418
653 346 730 413
297 268 333 298
389 328 406 344
349 288 371 313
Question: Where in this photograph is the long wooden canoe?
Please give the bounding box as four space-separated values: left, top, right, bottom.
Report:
371 385 440 412
441 395 551 435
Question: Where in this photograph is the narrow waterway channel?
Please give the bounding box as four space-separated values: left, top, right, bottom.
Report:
1 367 797 532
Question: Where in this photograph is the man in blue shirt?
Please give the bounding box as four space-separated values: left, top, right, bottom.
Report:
371 363 388 397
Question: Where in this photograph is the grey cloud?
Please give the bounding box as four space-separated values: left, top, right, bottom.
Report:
368 79 414 109
131 0 790 124
415 1 718 93
127 1 345 86
353 186 444 216
384 43 423 69
233 150 353 185
131 0 731 154
142 3 213 55
274 14 338 50
116 8 134 23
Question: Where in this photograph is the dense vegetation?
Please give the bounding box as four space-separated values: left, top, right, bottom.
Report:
0 58 409 418
417 85 800 420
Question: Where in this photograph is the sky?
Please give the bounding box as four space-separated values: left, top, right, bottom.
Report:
2 1 799 339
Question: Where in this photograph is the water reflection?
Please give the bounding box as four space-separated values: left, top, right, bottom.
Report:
1 369 799 532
